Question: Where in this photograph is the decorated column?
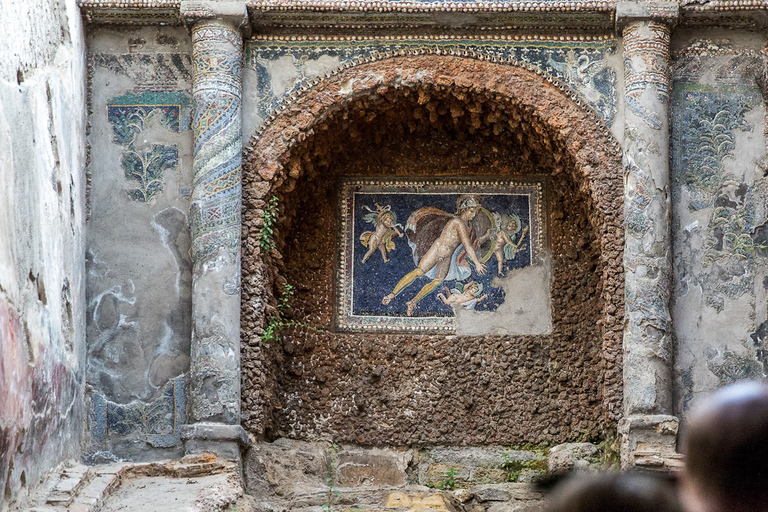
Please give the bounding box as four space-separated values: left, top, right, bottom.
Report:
616 2 681 470
180 1 249 458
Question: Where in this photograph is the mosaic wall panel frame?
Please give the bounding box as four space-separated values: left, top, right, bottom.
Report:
337 178 545 333
247 37 618 128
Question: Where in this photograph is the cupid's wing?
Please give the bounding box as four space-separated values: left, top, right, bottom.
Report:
405 207 452 261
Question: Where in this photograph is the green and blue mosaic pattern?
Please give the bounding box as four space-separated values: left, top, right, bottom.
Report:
247 38 618 127
107 91 192 199
89 376 186 449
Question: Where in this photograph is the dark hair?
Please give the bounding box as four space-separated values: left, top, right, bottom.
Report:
682 381 768 512
545 471 682 512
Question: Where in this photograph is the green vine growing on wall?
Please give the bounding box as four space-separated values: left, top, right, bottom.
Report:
262 281 324 344
260 195 279 253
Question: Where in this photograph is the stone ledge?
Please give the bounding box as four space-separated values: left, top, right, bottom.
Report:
180 1 250 33
180 422 250 446
616 1 680 29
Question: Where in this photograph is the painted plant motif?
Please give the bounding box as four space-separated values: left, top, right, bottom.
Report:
121 143 179 202
682 98 752 212
338 179 544 332
672 85 762 311
107 92 190 203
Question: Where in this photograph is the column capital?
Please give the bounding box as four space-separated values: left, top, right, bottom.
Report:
615 2 680 32
180 1 251 36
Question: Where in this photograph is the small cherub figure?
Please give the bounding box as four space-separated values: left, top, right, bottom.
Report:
479 212 528 276
359 203 404 263
438 281 488 310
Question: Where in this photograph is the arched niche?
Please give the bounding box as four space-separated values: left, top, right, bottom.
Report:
240 55 624 445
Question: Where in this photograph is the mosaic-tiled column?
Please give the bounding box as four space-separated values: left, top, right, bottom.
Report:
617 3 680 470
180 2 248 459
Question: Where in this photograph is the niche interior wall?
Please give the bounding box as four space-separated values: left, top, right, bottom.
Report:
240 49 626 446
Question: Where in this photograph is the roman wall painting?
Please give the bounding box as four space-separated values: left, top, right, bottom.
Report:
337 179 546 332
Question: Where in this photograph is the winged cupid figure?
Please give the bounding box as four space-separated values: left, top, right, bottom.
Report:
359 203 404 264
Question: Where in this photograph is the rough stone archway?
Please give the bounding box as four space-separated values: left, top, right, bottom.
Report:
240 54 625 444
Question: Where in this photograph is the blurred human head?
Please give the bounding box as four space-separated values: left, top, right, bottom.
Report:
681 381 768 512
545 471 682 512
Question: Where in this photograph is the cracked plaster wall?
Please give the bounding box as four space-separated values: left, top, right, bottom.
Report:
671 30 768 416
0 0 87 509
85 26 193 462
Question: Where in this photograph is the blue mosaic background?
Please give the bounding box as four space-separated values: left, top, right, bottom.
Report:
352 193 530 317
247 38 618 128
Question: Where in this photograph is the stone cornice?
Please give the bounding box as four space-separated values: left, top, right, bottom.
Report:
78 0 768 31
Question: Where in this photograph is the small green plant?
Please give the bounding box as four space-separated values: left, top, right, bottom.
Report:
259 195 279 253
438 467 458 490
501 452 521 482
323 443 341 512
262 282 323 344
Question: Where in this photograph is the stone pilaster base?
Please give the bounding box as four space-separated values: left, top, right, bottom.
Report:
181 422 250 462
618 415 682 471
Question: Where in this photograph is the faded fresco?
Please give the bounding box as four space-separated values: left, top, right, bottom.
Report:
671 48 768 414
338 179 544 332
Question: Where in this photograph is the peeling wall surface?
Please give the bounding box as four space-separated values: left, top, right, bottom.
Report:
85 26 193 461
0 0 87 509
671 31 768 415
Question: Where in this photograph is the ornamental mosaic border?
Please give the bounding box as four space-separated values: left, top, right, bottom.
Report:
88 375 187 449
336 177 545 333
248 37 618 134
77 0 768 28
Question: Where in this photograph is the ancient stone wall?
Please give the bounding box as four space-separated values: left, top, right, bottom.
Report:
0 0 87 508
85 25 194 461
241 56 625 445
671 30 768 414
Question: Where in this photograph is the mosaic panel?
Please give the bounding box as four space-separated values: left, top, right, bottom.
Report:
337 178 545 332
247 38 617 128
88 375 186 448
107 91 192 199
671 83 761 311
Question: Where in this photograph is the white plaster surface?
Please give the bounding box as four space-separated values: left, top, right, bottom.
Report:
455 258 553 336
0 0 87 508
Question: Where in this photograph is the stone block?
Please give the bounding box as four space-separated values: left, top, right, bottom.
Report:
470 483 543 502
243 438 328 499
487 502 545 512
337 447 410 488
618 414 680 471
417 446 544 487
547 442 600 475
385 491 460 511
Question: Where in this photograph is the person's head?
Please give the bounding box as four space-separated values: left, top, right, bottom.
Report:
465 281 479 295
504 215 519 233
457 195 481 219
380 211 395 227
681 381 768 512
545 471 682 512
